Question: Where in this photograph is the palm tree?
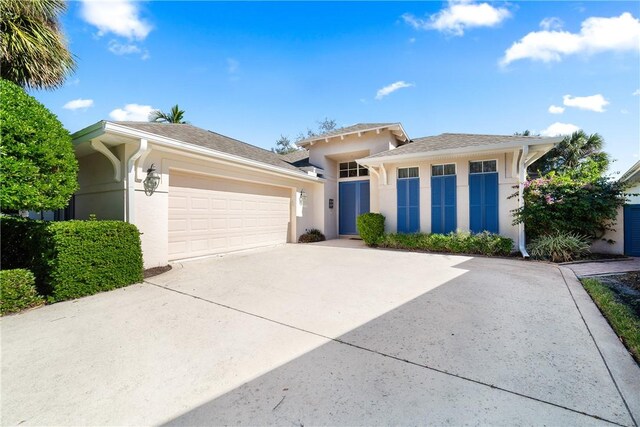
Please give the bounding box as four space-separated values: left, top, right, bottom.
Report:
532 130 608 176
149 105 187 123
0 0 76 90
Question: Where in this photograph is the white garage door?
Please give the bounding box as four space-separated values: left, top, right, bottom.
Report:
168 171 291 260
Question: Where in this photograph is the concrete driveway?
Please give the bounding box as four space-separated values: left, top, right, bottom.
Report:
2 240 639 426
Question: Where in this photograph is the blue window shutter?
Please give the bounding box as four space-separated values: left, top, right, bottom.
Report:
431 176 443 234
397 177 420 233
444 175 457 233
408 178 420 232
397 179 408 233
469 174 483 233
432 175 457 234
484 173 499 233
469 172 498 233
339 181 356 235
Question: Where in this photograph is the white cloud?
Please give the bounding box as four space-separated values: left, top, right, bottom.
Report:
108 40 141 55
375 81 414 100
562 94 609 112
80 0 152 40
402 1 510 36
109 104 155 121
539 17 563 31
548 105 565 114
633 89 640 96
63 99 94 110
501 12 640 66
540 122 580 136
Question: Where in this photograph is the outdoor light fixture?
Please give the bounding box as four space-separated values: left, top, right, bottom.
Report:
299 188 307 204
143 163 161 196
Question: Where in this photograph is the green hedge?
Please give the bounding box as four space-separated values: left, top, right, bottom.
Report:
357 213 385 246
379 231 514 256
1 217 143 302
0 269 44 315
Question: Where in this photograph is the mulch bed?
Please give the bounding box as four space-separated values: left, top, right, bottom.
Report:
143 265 172 279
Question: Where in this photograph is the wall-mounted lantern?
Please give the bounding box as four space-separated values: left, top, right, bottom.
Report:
299 188 308 204
143 163 161 196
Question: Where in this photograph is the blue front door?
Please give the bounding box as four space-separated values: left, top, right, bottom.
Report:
397 177 420 233
624 205 640 256
469 172 499 233
431 175 457 234
339 180 370 235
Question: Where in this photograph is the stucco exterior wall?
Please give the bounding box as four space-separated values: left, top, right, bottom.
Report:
373 152 520 247
307 131 398 238
75 150 126 220
590 206 624 254
625 182 640 204
130 147 323 267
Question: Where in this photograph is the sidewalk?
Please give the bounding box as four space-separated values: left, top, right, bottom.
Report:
564 258 640 277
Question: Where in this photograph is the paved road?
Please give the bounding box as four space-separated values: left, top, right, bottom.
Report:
2 241 639 425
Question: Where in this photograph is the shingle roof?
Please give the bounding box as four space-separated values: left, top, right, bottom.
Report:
364 133 562 160
297 123 400 145
280 149 312 168
109 121 304 173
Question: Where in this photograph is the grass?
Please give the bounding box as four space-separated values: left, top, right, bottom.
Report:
581 277 640 364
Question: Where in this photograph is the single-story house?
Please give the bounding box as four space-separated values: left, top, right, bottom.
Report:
71 121 564 267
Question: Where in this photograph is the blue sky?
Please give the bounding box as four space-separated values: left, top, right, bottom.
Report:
33 1 640 176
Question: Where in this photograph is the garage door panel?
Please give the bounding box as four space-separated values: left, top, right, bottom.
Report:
168 173 291 260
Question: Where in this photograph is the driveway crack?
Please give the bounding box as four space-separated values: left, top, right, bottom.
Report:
145 280 627 427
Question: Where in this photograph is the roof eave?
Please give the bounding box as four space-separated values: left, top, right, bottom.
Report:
72 121 322 183
619 160 640 184
357 138 561 165
296 123 409 147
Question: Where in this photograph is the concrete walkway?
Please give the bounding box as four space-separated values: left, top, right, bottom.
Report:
2 243 639 426
565 257 640 277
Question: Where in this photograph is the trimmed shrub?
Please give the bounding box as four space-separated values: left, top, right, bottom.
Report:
528 232 590 263
379 231 514 256
1 217 143 302
357 213 385 246
0 79 78 211
0 269 44 315
298 228 326 243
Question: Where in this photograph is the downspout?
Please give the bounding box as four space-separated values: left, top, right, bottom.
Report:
518 145 529 258
126 139 149 223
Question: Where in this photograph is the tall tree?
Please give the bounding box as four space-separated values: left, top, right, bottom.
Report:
0 79 78 211
0 0 76 90
531 130 609 177
273 135 297 155
149 105 187 123
274 118 338 154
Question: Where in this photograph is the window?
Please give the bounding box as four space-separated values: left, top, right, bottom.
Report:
469 160 497 174
431 163 456 176
398 167 419 179
339 161 368 178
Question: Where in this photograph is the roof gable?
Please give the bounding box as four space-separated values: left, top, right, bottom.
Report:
296 123 409 147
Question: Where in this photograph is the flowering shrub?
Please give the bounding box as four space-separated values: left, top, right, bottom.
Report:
512 173 628 241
